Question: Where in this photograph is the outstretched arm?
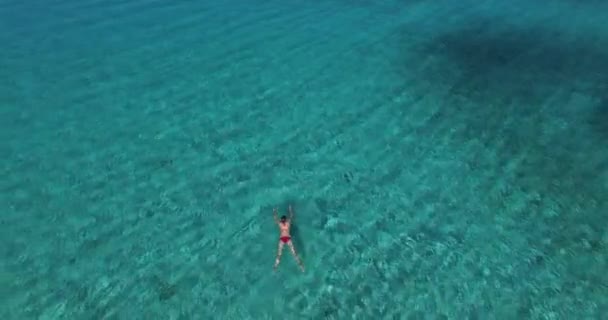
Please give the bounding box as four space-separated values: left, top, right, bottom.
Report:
273 207 280 225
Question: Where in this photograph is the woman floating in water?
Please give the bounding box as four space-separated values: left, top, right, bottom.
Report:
273 205 305 272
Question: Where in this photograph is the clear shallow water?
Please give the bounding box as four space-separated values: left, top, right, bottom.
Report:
1 0 607 318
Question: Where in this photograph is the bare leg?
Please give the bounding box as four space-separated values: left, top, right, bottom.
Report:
274 241 284 271
287 241 305 272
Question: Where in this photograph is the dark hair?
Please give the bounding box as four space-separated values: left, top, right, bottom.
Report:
280 215 287 222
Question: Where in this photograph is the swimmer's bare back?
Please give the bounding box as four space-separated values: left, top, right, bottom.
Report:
273 205 305 272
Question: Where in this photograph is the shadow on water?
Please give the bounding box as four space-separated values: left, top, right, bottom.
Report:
389 7 608 272
590 95 608 137
396 12 608 107
392 6 608 143
290 223 307 260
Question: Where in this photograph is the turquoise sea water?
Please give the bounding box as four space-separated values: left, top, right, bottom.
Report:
1 0 607 318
